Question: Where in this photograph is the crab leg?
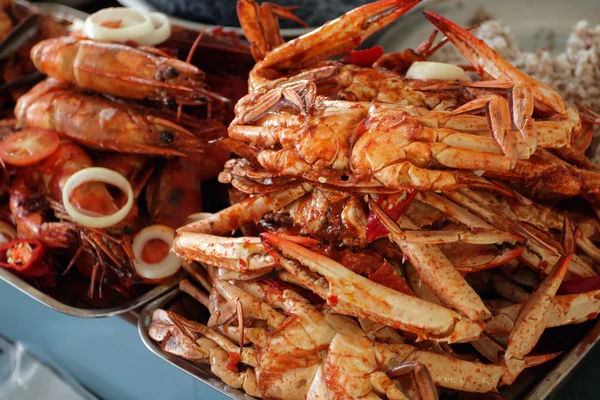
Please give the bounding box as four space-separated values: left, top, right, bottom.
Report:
386 228 519 244
502 221 574 383
470 334 560 382
464 81 536 153
417 191 591 278
177 183 309 234
417 191 491 229
372 192 524 272
214 280 288 329
368 197 491 321
423 11 568 117
179 279 210 308
486 288 600 336
237 0 307 61
260 232 484 343
445 95 519 165
444 81 537 158
489 271 530 304
387 361 438 400
174 234 276 272
376 342 506 393
258 0 420 71
442 189 597 277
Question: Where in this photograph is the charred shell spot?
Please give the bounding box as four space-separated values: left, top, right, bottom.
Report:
160 131 175 143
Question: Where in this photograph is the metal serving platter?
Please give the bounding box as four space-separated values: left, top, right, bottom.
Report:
0 267 184 318
138 289 600 399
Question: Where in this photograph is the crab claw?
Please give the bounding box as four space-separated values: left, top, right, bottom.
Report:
423 11 567 116
260 232 484 343
173 234 276 272
368 196 491 321
260 0 421 70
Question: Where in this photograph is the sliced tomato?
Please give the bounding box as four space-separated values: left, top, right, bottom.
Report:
0 239 46 276
0 128 60 166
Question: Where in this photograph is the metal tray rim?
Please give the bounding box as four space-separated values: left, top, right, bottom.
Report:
0 267 183 318
138 289 600 399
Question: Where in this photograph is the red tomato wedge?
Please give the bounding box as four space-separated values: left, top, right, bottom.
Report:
0 128 60 166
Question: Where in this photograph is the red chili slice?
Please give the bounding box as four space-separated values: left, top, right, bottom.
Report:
558 275 600 295
341 46 384 67
0 239 46 276
366 191 418 243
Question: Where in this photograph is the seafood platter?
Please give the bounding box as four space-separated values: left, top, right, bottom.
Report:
2 0 600 397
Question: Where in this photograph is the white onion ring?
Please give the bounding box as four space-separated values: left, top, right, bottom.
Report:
62 167 133 229
136 12 171 46
84 8 154 43
406 61 470 81
132 225 182 280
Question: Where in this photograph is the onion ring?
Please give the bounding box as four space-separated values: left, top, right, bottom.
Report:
132 225 182 280
84 8 154 43
136 12 171 46
62 167 133 229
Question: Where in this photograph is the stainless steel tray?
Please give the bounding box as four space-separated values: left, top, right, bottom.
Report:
0 267 183 318
138 289 600 399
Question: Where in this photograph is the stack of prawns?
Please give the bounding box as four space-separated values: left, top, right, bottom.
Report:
150 0 600 398
0 5 236 301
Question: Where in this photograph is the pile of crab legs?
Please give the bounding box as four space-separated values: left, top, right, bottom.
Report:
0 1 250 299
149 0 600 398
